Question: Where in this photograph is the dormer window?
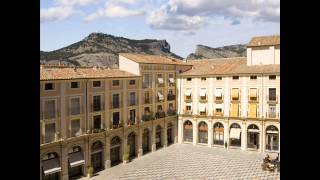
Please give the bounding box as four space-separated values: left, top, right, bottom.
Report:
232 76 239 80
45 83 54 90
269 75 276 80
93 81 101 87
71 82 80 88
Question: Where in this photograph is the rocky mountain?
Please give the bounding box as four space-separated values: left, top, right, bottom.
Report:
40 33 183 67
187 44 246 60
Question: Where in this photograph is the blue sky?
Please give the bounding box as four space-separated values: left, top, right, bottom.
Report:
41 0 280 58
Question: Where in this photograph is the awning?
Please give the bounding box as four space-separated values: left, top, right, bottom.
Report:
250 88 257 98
232 89 239 99
185 89 192 96
267 130 279 134
230 128 241 139
248 129 260 133
158 92 164 100
199 104 206 112
215 103 223 109
199 89 206 97
69 152 85 168
42 158 62 176
158 77 164 84
230 103 239 117
169 78 174 83
215 89 222 97
248 104 257 118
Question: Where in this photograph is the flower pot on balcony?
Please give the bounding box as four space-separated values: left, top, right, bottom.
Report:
87 166 93 178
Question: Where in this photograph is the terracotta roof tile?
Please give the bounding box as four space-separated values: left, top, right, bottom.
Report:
40 66 139 80
119 53 187 65
181 57 279 76
247 35 280 47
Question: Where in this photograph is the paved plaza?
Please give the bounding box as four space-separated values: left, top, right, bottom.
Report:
81 144 280 180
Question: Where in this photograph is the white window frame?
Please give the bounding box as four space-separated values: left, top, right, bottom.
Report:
43 98 57 120
92 80 102 88
70 81 80 89
69 96 81 116
44 82 56 91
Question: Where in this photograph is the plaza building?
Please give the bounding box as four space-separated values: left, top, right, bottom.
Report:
177 35 280 153
40 35 280 180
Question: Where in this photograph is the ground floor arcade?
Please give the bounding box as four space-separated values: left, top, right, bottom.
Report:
178 117 280 154
40 117 177 180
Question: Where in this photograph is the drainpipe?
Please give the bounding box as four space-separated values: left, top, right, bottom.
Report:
85 80 88 133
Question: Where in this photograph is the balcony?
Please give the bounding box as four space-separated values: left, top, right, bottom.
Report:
143 83 152 89
167 94 176 101
92 128 105 133
111 122 123 130
199 111 207 116
267 95 278 104
214 111 224 117
184 110 192 115
40 111 60 121
214 96 223 103
157 83 165 88
111 102 121 109
91 104 104 112
184 96 192 103
128 99 138 106
167 109 177 116
266 112 279 119
199 96 207 103
142 111 155 121
155 111 166 119
127 118 137 126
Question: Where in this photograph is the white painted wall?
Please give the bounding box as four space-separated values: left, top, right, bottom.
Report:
119 55 140 75
247 45 280 65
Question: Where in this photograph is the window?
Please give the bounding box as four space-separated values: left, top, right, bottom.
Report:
186 105 191 110
268 104 276 118
216 77 222 80
45 83 54 90
112 94 120 108
216 108 222 112
71 82 79 88
70 97 80 115
269 88 276 101
143 74 151 88
269 75 276 80
157 74 164 85
93 95 101 111
232 76 239 80
129 109 135 124
112 112 120 125
129 80 136 85
215 88 223 101
144 91 150 104
187 77 192 81
93 115 101 129
157 105 163 111
71 119 80 137
250 76 257 80
144 107 150 113
44 100 55 119
112 80 120 86
168 74 174 84
169 103 174 110
45 123 55 143
201 77 206 81
129 92 136 106
93 81 101 87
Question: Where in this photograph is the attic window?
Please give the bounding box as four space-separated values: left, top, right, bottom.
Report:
250 76 257 80
93 81 101 87
201 77 206 81
269 75 276 80
216 77 222 80
71 82 80 88
45 83 55 90
187 78 192 81
232 76 239 80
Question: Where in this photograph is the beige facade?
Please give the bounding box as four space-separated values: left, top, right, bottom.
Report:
40 35 280 180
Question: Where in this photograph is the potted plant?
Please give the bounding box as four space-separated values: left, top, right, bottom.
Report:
224 142 228 149
87 165 94 178
123 153 129 164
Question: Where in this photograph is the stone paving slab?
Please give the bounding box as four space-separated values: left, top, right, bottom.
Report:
80 144 279 180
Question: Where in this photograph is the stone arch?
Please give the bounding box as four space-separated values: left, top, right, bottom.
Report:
213 122 224 145
229 123 242 147
198 121 208 144
247 124 260 150
183 120 193 143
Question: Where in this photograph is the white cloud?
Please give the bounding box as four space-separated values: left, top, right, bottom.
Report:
84 0 145 22
55 0 99 6
40 6 77 22
147 0 280 31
